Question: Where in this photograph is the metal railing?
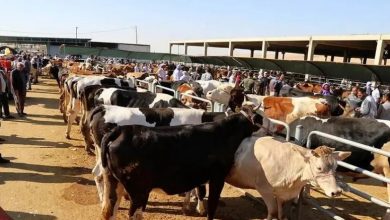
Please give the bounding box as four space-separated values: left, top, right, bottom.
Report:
154 85 178 98
135 79 152 92
179 92 214 112
267 118 290 141
302 130 390 219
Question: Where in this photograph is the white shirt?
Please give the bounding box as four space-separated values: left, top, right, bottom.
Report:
372 88 380 103
172 69 183 81
201 72 213 81
157 68 167 81
360 95 377 119
179 74 191 82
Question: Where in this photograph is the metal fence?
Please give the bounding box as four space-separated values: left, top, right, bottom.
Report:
299 129 390 219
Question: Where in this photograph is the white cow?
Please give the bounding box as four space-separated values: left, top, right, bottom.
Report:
196 80 233 97
226 136 351 220
206 84 265 107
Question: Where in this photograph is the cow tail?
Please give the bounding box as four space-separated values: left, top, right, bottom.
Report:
101 126 121 168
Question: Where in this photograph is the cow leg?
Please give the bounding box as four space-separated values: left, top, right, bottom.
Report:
92 162 104 203
195 185 207 216
65 99 80 139
101 171 124 220
207 178 225 220
126 188 149 220
80 111 94 153
255 185 277 220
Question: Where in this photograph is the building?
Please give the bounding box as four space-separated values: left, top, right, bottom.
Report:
169 34 390 65
0 35 150 56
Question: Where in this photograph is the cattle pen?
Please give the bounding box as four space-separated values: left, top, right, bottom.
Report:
0 77 387 220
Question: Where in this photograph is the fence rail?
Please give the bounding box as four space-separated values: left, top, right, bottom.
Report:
305 130 390 219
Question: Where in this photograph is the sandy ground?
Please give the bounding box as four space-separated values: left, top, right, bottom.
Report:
0 78 387 220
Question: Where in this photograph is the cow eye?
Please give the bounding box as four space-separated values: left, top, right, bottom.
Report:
317 167 322 171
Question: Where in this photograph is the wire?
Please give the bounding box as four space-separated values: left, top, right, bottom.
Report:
0 26 136 36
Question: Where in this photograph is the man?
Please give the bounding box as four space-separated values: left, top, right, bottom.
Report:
156 64 168 81
11 63 27 117
172 65 183 81
0 68 14 120
355 88 377 119
23 55 31 90
377 93 390 120
200 67 213 81
240 71 256 94
371 82 381 104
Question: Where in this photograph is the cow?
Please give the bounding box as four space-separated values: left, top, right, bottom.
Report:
175 82 208 110
196 80 233 97
226 136 350 220
79 88 190 151
279 86 314 97
285 116 390 219
209 87 344 126
62 75 84 123
296 82 322 93
88 105 234 209
65 76 135 141
99 110 260 220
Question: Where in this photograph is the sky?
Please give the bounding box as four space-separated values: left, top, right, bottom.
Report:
0 0 389 54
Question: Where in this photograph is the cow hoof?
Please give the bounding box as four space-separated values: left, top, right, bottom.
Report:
196 202 207 216
124 193 130 201
65 134 70 139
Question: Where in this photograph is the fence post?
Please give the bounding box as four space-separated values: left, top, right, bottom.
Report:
295 125 303 143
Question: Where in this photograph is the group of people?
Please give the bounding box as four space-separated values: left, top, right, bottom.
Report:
0 53 45 163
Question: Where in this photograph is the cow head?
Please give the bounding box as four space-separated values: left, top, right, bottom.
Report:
297 146 351 197
206 84 234 105
228 87 246 112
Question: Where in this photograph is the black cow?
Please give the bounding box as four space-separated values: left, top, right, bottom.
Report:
100 111 259 220
89 105 232 208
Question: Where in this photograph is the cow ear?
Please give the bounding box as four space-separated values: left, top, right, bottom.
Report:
333 151 351 161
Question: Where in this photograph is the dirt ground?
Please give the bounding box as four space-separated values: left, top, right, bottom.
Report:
0 78 387 220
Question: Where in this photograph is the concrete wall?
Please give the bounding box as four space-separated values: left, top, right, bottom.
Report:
117 44 150 52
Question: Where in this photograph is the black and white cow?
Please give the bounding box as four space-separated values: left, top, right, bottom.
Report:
89 105 234 213
79 87 190 151
99 111 259 220
65 76 135 141
286 116 390 219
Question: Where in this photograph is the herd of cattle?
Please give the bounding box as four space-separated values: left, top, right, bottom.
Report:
57 70 390 220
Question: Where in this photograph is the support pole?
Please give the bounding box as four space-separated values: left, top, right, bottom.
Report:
203 42 208 57
275 50 279 59
331 55 335 62
306 40 316 61
228 42 234 57
343 51 348 63
169 44 173 54
374 39 387 65
261 41 268 59
184 43 188 55
250 49 254 58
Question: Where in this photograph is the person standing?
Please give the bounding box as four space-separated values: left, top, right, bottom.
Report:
172 65 183 81
240 71 256 94
11 63 27 117
377 93 390 120
0 68 14 119
23 55 31 90
355 88 377 119
200 67 213 81
156 64 168 81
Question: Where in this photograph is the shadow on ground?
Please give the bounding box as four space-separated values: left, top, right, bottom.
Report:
7 211 57 220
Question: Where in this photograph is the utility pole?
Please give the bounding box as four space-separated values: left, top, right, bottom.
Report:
75 26 78 39
134 26 138 44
